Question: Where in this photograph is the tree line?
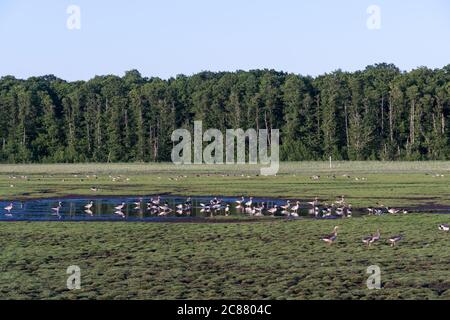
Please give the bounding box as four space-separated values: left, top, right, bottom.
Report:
0 63 449 163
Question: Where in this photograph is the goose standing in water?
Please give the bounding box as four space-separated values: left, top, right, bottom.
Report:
308 197 319 207
438 224 449 232
245 197 253 208
320 226 339 245
255 202 265 215
336 196 345 206
290 201 300 215
388 235 403 247
4 203 13 214
150 196 161 206
115 202 126 211
267 205 278 216
386 207 400 215
52 201 62 212
235 196 245 208
362 230 381 246
280 200 291 211
345 205 353 218
199 203 211 213
84 201 94 210
224 204 230 216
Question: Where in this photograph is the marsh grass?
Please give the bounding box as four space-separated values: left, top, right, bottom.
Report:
0 214 449 299
1 162 449 207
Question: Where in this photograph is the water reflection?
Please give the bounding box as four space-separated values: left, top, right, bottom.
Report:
0 195 379 222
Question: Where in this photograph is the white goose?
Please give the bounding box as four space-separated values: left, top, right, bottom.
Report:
245 197 253 207
290 201 300 214
386 207 400 215
52 201 62 212
84 201 94 210
224 204 230 216
438 224 449 232
4 203 13 213
115 202 126 211
280 200 291 211
307 197 319 207
267 205 278 216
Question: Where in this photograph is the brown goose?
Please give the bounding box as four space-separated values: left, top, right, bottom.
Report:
320 226 339 245
388 235 403 247
362 230 381 246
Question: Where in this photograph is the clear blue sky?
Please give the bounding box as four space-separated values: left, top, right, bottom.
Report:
0 0 449 81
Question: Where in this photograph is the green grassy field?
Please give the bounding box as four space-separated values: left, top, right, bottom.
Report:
0 162 450 300
1 215 449 299
1 162 450 207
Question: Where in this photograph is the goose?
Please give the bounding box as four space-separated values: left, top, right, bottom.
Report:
290 201 300 214
255 202 265 214
52 201 62 212
245 197 253 207
367 207 374 215
388 235 403 247
235 196 245 206
374 208 384 215
84 201 94 210
438 224 449 232
386 207 400 215
224 204 230 216
4 203 13 213
151 196 161 206
322 207 333 217
84 209 93 216
336 196 345 206
159 203 172 213
335 207 345 216
267 205 278 216
280 200 291 211
345 205 353 218
253 207 263 217
200 203 211 213
307 197 319 207
312 206 320 217
320 226 339 245
115 202 126 211
362 230 381 246
147 204 159 212
90 187 98 192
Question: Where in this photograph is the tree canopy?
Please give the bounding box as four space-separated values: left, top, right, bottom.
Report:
0 64 449 163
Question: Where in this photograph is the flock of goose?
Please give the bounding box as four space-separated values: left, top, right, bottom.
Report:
320 223 449 247
319 226 405 247
3 195 449 247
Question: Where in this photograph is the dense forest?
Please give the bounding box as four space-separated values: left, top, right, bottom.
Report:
0 63 449 163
